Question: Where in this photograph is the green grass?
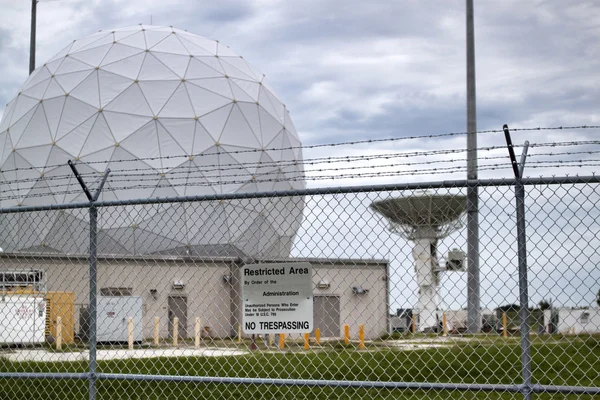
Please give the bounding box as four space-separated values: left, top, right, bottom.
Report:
1 335 599 399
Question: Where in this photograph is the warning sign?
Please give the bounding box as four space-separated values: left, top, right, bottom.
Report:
242 262 313 334
16 305 34 319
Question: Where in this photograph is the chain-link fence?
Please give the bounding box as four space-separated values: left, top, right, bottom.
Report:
0 176 599 399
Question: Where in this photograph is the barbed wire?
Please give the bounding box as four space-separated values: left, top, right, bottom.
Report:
0 126 598 174
0 151 600 193
1 133 600 202
1 141 599 187
0 146 477 177
4 154 600 196
1 160 599 203
99 148 600 176
8 146 600 186
101 158 600 183
105 150 600 178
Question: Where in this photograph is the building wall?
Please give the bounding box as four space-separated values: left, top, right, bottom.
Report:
312 263 387 340
0 256 232 339
544 308 600 334
0 256 388 340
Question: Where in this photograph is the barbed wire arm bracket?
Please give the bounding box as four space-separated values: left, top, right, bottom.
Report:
92 172 111 202
503 124 530 179
68 160 93 201
67 159 111 202
518 142 530 179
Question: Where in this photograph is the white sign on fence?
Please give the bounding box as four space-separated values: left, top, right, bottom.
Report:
241 262 313 334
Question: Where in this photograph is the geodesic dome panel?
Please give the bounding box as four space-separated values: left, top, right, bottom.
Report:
0 25 305 258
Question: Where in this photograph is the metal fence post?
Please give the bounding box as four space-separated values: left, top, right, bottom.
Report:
89 204 98 400
503 125 532 400
466 182 481 333
68 161 110 400
515 178 532 400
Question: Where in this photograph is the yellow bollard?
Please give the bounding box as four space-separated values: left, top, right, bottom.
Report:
303 333 310 350
195 318 201 348
344 324 350 345
358 324 365 350
237 324 242 344
56 316 62 350
128 317 134 350
269 333 274 347
315 328 321 345
154 317 160 346
279 333 285 350
411 315 416 334
442 313 448 337
173 317 179 347
502 312 508 338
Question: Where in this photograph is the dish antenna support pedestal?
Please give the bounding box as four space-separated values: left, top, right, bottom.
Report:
371 194 467 332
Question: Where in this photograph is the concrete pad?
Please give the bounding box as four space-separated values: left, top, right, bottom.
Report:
3 347 248 363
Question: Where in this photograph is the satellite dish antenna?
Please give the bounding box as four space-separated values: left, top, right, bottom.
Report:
371 193 466 332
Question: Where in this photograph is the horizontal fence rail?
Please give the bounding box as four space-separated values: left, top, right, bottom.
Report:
2 175 600 214
1 372 600 395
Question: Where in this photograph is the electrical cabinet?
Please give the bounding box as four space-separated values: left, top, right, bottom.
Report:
0 295 46 344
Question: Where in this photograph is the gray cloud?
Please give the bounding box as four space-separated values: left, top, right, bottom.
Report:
2 0 598 146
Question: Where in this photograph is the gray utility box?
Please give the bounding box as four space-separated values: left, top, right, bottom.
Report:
80 296 143 342
446 248 466 271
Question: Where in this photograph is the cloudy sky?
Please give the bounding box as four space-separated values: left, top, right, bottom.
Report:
1 1 598 154
0 0 599 311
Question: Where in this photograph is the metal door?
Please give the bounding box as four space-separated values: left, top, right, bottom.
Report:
168 296 187 338
313 295 340 337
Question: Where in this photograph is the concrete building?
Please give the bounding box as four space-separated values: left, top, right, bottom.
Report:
0 254 389 340
544 307 600 334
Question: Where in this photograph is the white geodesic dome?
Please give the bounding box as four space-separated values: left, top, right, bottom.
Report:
0 25 305 258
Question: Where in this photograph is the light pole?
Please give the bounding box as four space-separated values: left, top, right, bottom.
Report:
466 0 481 333
29 0 37 74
